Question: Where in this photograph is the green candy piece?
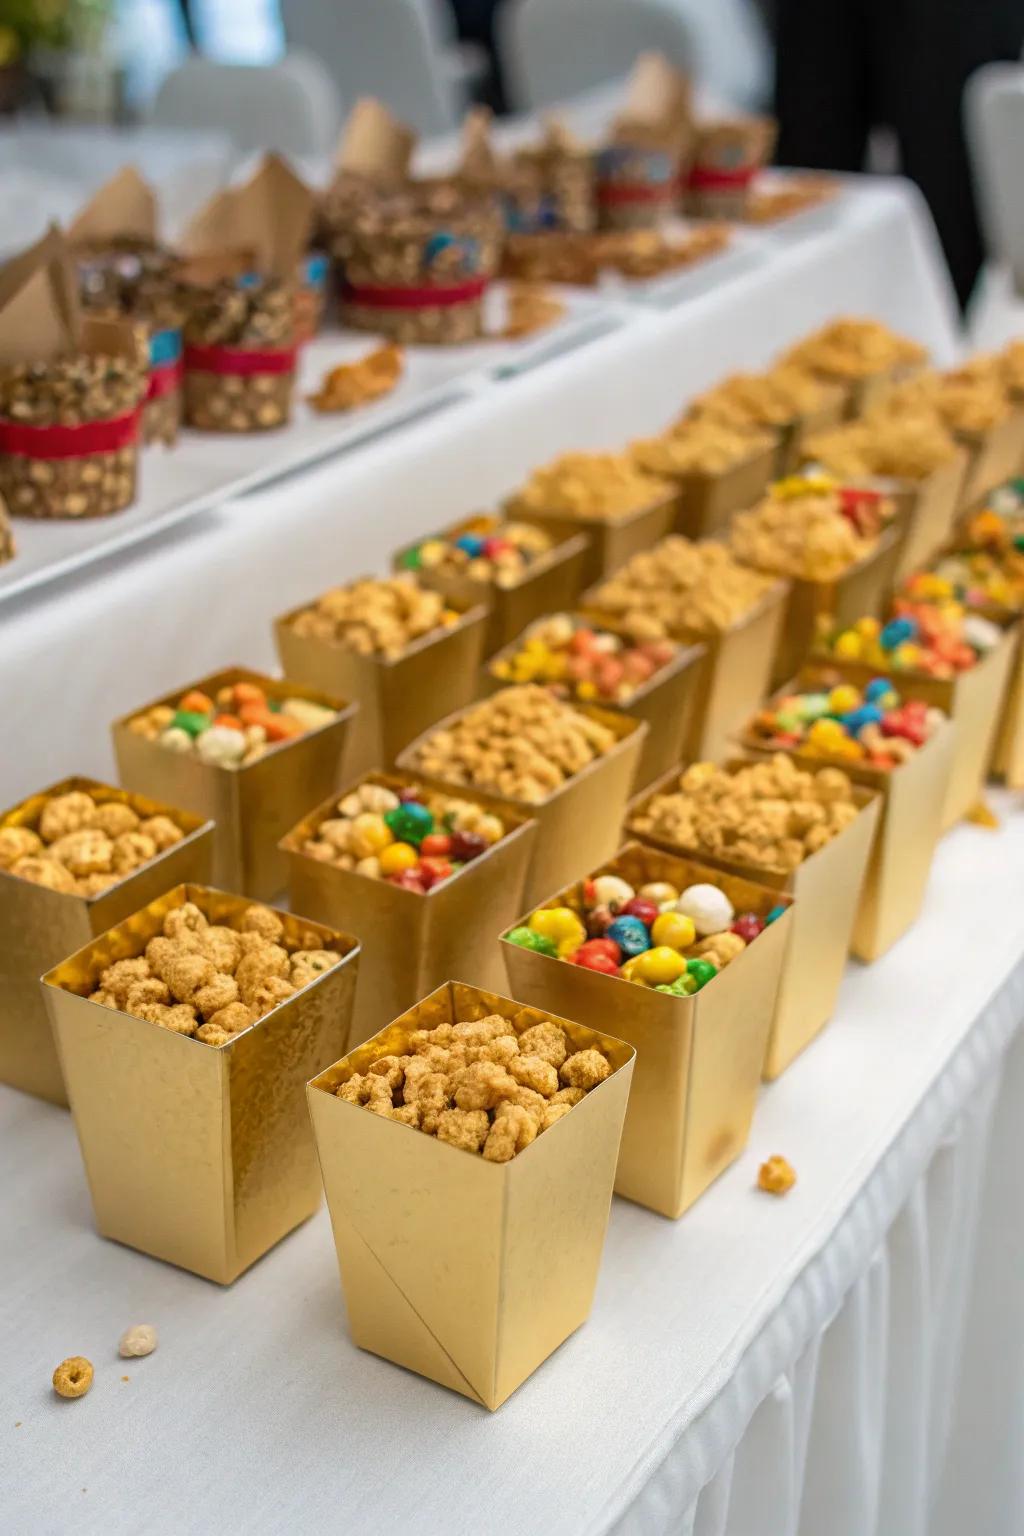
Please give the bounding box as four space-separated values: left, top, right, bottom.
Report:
171 710 211 738
398 546 423 571
797 692 830 722
506 926 558 958
654 973 698 996
384 801 434 846
685 957 717 990
774 710 803 734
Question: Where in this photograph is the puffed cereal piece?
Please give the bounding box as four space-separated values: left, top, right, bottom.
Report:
560 1049 611 1091
195 1022 232 1046
197 924 242 973
137 815 184 852
465 1033 520 1068
0 826 42 869
436 1108 490 1152
516 1021 568 1070
100 956 151 1005
160 951 216 1005
289 949 340 987
235 946 290 1005
540 1102 574 1132
452 1060 518 1111
757 1154 796 1195
367 1054 408 1091
248 977 296 1016
369 1102 421 1127
551 1086 585 1106
91 802 140 839
124 979 172 1015
509 1053 558 1097
156 1004 198 1035
77 873 120 897
240 904 284 944
404 1070 451 1133
39 792 97 842
47 830 113 876
52 1356 93 1399
110 831 157 875
88 989 119 1009
409 1023 455 1051
338 1072 393 1108
483 1103 537 1162
804 824 836 854
208 1002 254 1034
502 1084 547 1124
193 974 239 1019
163 902 208 940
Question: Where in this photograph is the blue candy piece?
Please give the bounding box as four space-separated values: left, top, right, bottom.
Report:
454 533 485 558
864 677 893 703
841 703 884 738
766 903 787 925
606 915 651 959
880 616 917 650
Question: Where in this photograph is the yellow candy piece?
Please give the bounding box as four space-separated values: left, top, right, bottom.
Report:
808 717 845 743
350 812 394 858
651 910 696 949
894 642 920 667
632 946 688 985
834 631 862 659
619 954 648 984
855 616 881 638
771 473 834 500
529 905 587 956
379 841 418 875
827 684 861 715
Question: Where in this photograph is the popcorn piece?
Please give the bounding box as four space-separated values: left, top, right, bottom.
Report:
247 977 295 1015
39 792 97 842
118 1324 158 1358
195 1022 233 1046
193 974 239 1019
290 949 341 987
0 826 42 869
540 1102 573 1132
197 925 242 972
100 957 151 1005
158 1004 199 1036
208 1002 254 1034
758 1154 797 1195
137 815 184 852
517 1021 568 1070
483 1103 537 1162
124 978 171 1014
240 904 284 944
452 1060 518 1111
45 830 112 876
92 802 140 839
163 903 208 941
436 1108 490 1152
560 1049 611 1091
110 831 158 875
161 952 216 1005
508 1053 558 1097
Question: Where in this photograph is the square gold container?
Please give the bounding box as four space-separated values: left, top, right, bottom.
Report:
42 884 360 1284
992 621 1024 788
308 981 633 1410
765 524 903 687
670 440 779 540
393 516 589 658
502 842 793 1219
585 578 790 762
274 594 487 779
777 386 848 475
508 490 679 590
485 617 707 791
842 361 925 419
628 761 881 1079
957 409 1024 510
889 453 970 582
737 690 956 961
810 627 1018 828
0 778 214 1107
281 770 538 1051
397 701 647 907
112 666 355 901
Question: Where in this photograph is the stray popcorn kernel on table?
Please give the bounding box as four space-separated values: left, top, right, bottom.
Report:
287 574 462 659
0 788 186 899
127 680 336 769
336 1011 612 1161
758 1155 797 1195
87 901 342 1045
307 343 404 413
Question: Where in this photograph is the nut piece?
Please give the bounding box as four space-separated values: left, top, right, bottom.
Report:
52 1356 93 1399
118 1324 157 1358
757 1154 797 1195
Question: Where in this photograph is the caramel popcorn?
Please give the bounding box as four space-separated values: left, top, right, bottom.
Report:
781 318 926 382
406 685 618 805
632 420 774 478
289 574 461 659
586 535 777 639
687 365 840 429
1 788 187 899
869 363 1011 436
510 451 673 522
308 343 404 413
758 1154 797 1194
85 901 342 1044
730 485 877 580
803 415 959 480
630 754 862 874
336 1010 614 1161
500 282 566 339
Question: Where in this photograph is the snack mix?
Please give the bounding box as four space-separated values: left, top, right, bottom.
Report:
630 754 862 875
399 518 556 587
872 364 1012 437
819 601 1003 678
747 679 945 767
729 476 889 582
85 900 341 1044
300 779 505 891
631 420 774 479
183 276 295 432
492 613 678 702
127 681 335 768
586 536 777 638
501 226 730 287
508 873 780 994
686 366 842 431
510 451 672 521
0 788 185 897
406 684 618 804
336 1009 613 1161
782 317 926 384
905 542 1024 615
802 415 959 481
288 574 461 659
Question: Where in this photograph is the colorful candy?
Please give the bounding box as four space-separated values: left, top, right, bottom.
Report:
818 598 1002 679
748 678 945 768
401 518 556 585
491 613 678 704
128 681 335 769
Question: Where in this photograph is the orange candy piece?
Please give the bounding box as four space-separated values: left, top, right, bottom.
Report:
178 689 213 714
232 682 266 708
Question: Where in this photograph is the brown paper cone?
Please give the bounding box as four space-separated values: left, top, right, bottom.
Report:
335 96 417 181
68 166 157 247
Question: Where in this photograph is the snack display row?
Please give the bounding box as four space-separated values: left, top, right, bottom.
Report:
7 316 1024 1419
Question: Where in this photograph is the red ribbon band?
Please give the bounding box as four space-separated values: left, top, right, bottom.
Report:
146 358 184 400
596 179 681 206
688 164 757 192
341 276 488 311
184 343 297 377
0 409 141 460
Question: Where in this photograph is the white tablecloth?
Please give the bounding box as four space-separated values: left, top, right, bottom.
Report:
2 794 1023 1535
1 176 958 807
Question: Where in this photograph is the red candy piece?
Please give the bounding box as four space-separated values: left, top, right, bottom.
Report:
420 833 452 858
731 913 765 943
572 945 620 975
577 937 621 964
622 897 658 927
449 829 487 862
418 857 453 889
389 869 426 893
483 535 513 560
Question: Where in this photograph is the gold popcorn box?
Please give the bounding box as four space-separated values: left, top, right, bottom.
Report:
627 760 881 1079
992 620 1024 788
112 667 355 901
393 516 589 658
485 616 707 791
890 452 970 581
671 440 779 540
778 386 848 475
307 981 634 1410
42 884 359 1285
0 778 213 1106
508 489 679 589
767 523 903 686
584 577 790 761
844 361 926 419
810 626 1018 829
274 593 487 778
737 686 956 961
957 409 1024 510
397 703 647 907
280 771 538 1050
501 842 793 1219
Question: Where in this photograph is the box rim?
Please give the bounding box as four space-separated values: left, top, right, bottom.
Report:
392 518 591 597
580 561 789 647
274 586 490 671
631 431 778 487
503 484 680 532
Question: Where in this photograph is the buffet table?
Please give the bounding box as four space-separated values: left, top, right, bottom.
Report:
3 794 1022 1535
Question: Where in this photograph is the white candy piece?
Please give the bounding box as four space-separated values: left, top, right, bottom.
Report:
591 874 635 909
639 880 680 913
158 727 193 755
118 1323 158 1358
282 697 335 731
963 614 1001 653
676 882 735 937
195 724 247 767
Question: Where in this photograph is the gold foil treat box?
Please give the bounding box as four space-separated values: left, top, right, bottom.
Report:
502 842 792 1219
307 981 634 1410
281 770 538 1050
0 777 213 1106
507 472 680 590
42 884 359 1284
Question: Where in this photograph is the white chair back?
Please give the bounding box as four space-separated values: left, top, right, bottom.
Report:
150 52 342 159
280 0 461 138
965 62 1024 292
